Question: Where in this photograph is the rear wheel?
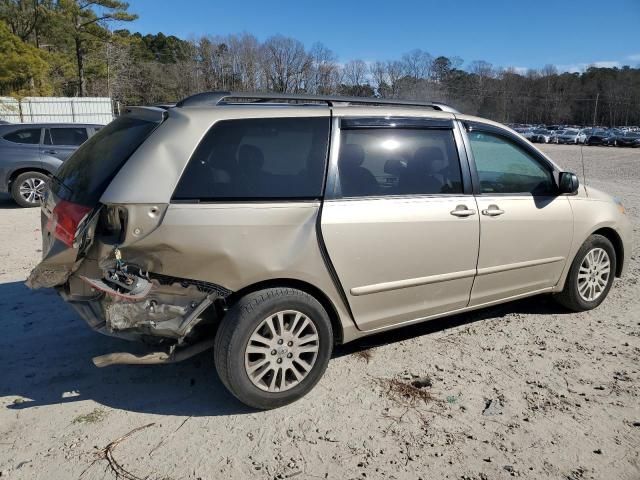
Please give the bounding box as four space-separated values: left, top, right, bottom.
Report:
214 288 333 409
10 171 48 208
555 234 616 311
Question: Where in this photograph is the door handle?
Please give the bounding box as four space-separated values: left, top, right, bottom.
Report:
44 149 58 154
450 205 476 217
482 204 505 216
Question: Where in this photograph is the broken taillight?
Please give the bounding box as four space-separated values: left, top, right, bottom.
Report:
47 200 92 247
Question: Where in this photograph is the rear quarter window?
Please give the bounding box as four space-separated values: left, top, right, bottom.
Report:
173 117 330 201
51 116 160 206
3 128 41 144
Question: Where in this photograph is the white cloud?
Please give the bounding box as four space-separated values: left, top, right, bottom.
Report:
627 53 640 62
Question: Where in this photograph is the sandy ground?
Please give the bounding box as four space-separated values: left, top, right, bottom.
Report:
0 144 638 480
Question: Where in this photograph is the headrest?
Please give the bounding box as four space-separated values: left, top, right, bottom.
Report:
411 146 446 173
413 146 444 162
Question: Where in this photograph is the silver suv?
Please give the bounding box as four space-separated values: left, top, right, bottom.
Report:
0 123 101 207
28 92 631 409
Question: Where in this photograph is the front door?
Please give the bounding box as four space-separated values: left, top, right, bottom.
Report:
321 118 480 331
464 125 573 306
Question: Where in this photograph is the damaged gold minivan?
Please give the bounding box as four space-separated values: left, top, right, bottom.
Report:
28 92 631 409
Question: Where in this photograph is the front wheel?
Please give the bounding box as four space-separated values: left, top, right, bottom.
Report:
555 234 616 311
214 288 333 409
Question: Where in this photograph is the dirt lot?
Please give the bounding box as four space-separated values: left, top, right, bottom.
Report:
0 144 638 480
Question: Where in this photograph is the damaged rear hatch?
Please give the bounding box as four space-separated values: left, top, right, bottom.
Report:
27 108 165 289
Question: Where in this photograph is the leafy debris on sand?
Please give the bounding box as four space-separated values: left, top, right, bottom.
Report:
72 408 108 425
378 377 434 406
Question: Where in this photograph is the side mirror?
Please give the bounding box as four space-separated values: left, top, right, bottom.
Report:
558 171 579 194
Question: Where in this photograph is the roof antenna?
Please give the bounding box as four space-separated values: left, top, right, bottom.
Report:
580 141 588 197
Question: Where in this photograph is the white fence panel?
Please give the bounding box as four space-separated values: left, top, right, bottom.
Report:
0 97 22 123
0 97 114 124
20 97 73 123
68 97 114 124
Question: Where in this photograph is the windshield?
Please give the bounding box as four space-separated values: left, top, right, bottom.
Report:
51 116 161 206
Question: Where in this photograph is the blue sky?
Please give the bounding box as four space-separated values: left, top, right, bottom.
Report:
126 0 640 72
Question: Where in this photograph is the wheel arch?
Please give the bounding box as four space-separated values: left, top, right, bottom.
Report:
227 278 344 345
592 227 624 277
8 167 52 186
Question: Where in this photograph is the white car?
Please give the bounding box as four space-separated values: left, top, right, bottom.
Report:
577 129 589 144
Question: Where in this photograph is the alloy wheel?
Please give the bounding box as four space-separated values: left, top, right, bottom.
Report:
244 310 320 392
18 177 46 205
577 247 611 302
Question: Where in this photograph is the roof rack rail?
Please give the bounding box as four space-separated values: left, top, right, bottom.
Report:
175 91 459 113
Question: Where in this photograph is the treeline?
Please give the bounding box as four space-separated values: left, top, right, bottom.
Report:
1 1 639 126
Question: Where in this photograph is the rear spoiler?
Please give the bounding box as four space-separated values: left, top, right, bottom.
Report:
121 106 168 123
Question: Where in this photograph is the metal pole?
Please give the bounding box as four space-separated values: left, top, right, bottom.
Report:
592 92 599 127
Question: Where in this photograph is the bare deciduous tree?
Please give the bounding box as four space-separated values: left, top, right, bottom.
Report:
261 35 311 93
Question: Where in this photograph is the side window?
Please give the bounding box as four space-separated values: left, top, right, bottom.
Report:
3 128 41 144
337 128 463 197
468 131 556 195
173 117 330 200
45 128 89 146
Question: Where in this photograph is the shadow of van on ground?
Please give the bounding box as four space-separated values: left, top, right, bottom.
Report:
0 280 570 416
0 281 251 417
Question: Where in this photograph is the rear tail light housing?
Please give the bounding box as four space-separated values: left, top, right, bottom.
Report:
47 200 92 247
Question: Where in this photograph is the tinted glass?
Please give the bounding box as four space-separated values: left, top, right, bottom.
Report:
173 117 330 200
337 128 462 197
468 131 555 195
51 117 160 206
45 127 88 146
3 128 41 144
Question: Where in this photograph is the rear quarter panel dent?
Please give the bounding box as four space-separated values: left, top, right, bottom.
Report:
119 202 356 337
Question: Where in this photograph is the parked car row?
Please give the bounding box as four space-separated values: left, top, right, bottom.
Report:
514 124 640 148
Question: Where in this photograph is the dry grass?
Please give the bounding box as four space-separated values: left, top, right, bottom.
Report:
72 408 107 425
378 378 434 406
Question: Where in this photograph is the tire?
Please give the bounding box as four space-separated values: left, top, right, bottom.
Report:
214 288 333 409
10 171 48 208
555 234 616 312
